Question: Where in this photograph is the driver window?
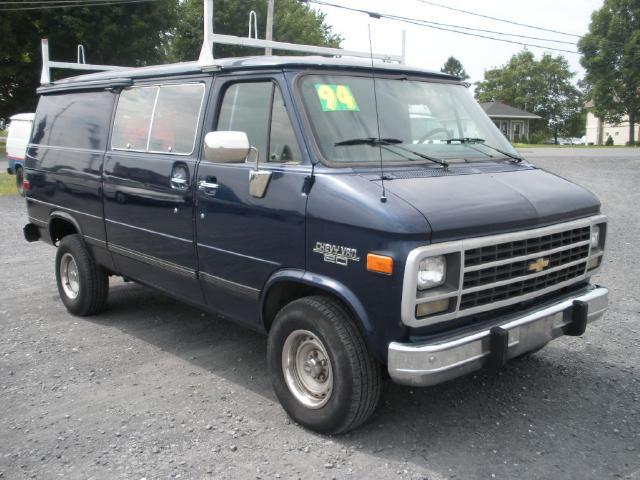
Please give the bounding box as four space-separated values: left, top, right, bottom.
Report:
217 81 301 164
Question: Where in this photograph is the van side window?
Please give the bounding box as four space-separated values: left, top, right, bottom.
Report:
31 91 114 150
112 86 157 151
112 83 205 154
148 84 205 154
217 82 301 164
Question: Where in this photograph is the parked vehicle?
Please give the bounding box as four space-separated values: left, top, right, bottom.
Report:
23 56 608 434
6 113 35 196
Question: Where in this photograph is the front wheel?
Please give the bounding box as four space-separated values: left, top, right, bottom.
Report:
267 296 382 434
15 166 24 196
55 234 109 316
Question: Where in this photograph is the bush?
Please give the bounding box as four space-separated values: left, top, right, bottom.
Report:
528 132 550 144
605 136 614 146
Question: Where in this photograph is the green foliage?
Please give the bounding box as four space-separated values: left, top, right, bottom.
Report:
0 0 340 120
0 0 178 119
170 0 341 61
605 135 615 146
475 50 583 139
440 56 469 81
578 0 640 144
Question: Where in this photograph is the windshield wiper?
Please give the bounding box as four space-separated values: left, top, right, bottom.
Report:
335 137 449 169
446 137 525 163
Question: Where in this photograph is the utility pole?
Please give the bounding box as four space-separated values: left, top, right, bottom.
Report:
265 0 274 55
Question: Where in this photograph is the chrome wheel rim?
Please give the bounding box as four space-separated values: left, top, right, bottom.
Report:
282 329 333 409
60 253 80 299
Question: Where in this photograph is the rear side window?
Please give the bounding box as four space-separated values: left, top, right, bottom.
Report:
31 91 115 150
111 83 205 155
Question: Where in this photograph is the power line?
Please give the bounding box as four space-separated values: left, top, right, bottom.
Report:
307 0 580 54
415 0 582 38
0 0 158 11
0 0 130 3
382 13 577 46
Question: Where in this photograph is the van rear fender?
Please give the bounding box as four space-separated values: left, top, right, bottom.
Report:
48 211 82 245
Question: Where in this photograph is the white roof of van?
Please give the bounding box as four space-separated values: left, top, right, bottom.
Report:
10 113 35 121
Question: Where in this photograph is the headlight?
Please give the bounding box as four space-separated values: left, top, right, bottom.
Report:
418 255 446 290
591 225 601 248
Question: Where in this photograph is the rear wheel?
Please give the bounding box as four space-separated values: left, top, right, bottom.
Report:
55 234 109 316
15 166 24 196
267 296 382 434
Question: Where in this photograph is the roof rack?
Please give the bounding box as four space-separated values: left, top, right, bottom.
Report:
40 0 405 84
40 38 129 84
197 0 405 67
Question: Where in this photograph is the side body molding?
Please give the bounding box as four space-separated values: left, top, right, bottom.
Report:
261 269 374 338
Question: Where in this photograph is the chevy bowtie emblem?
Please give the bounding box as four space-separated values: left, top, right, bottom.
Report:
528 257 550 273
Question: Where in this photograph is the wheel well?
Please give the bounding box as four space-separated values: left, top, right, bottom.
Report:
49 217 78 245
262 281 359 332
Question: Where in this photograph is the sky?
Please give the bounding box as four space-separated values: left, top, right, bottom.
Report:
310 0 605 85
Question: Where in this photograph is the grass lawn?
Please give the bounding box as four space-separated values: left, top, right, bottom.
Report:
0 173 18 196
514 143 636 148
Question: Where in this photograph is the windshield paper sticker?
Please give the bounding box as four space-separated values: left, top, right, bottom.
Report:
315 84 360 112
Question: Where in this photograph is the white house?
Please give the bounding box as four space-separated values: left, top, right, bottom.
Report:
480 102 541 143
585 103 640 145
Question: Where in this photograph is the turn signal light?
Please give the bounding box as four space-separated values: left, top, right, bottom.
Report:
367 253 393 275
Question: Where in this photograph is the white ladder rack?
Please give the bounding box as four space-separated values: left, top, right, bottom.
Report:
40 0 405 85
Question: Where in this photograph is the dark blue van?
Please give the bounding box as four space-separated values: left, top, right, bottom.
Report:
23 57 608 434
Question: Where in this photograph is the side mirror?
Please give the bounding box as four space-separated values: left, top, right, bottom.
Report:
203 131 250 163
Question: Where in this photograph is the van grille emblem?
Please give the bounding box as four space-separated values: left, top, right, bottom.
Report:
528 257 550 273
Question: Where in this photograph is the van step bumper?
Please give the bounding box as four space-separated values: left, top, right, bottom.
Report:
388 286 609 387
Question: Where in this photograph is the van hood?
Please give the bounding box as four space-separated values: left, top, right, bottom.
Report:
376 167 601 242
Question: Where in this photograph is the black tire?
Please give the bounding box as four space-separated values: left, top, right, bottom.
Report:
15 166 24 196
267 295 382 434
55 234 109 316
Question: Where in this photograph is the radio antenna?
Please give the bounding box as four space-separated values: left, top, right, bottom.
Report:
367 23 387 203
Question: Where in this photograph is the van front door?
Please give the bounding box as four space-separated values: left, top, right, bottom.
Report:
195 75 308 328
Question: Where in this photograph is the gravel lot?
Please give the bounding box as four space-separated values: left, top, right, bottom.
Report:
1 148 639 480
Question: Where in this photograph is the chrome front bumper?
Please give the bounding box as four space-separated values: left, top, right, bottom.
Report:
388 286 609 387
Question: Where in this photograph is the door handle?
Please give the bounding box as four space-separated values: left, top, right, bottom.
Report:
170 177 188 190
198 179 219 195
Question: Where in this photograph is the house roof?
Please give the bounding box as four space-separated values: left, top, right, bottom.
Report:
480 102 541 119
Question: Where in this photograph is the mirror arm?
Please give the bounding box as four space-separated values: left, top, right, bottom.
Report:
247 146 260 170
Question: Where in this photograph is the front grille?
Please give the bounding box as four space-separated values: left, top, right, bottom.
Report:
464 227 590 267
460 262 587 310
403 215 606 328
463 244 590 289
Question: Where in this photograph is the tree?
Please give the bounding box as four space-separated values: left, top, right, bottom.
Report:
475 50 583 143
170 0 341 61
440 56 469 81
0 1 178 120
579 0 640 145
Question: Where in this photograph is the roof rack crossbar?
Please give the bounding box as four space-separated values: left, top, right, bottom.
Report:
40 38 129 85
197 0 405 67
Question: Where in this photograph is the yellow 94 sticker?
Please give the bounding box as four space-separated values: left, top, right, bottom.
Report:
315 84 360 112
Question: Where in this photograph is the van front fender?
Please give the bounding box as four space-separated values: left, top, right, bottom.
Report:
261 269 374 339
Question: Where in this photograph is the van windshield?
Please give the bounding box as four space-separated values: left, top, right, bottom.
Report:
298 74 519 165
